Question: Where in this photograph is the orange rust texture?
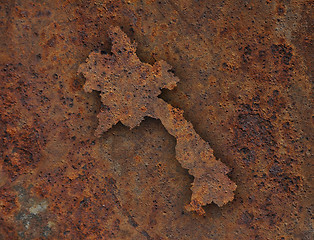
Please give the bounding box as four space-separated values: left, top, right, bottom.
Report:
0 0 313 239
78 26 236 215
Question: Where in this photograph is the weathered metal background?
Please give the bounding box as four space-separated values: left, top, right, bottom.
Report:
0 0 312 239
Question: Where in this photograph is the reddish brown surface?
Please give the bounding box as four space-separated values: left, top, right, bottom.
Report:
0 0 313 239
79 26 236 215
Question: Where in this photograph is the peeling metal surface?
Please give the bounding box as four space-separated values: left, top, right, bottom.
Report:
0 0 313 239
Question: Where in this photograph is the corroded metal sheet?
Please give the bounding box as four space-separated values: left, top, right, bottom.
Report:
0 0 312 239
79 26 236 215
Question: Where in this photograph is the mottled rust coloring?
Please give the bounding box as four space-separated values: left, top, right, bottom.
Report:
78 26 236 215
1 1 311 238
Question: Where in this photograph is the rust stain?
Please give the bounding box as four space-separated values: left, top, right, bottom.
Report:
78 26 236 215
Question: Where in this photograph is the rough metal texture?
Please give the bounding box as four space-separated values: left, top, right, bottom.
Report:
78 26 236 215
0 0 312 239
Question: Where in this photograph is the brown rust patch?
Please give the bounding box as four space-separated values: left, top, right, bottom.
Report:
78 26 236 215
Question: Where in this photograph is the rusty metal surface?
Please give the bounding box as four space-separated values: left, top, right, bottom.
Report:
79 26 236 215
0 0 312 239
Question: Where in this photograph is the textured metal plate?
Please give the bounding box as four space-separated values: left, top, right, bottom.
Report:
0 0 312 239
